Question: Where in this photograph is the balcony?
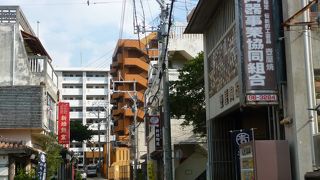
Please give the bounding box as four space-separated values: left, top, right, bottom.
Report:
70 148 84 152
64 100 83 107
124 108 145 121
112 109 122 116
28 56 58 89
124 74 147 88
86 100 107 107
91 135 106 142
70 112 83 119
84 147 103 152
88 123 106 131
62 77 82 84
123 58 148 71
123 91 144 103
86 88 108 95
86 112 107 118
111 92 124 99
61 88 83 96
86 77 109 84
169 69 179 81
113 119 130 134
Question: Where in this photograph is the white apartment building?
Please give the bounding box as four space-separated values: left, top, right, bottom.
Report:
56 68 111 167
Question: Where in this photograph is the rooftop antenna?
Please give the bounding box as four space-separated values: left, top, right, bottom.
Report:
36 21 40 37
80 51 83 66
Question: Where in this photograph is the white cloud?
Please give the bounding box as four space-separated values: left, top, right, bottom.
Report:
1 0 191 69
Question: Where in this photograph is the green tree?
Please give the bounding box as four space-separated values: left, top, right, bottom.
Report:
169 52 206 136
33 134 63 179
70 121 94 142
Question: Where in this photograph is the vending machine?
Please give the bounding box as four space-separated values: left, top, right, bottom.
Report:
239 140 291 180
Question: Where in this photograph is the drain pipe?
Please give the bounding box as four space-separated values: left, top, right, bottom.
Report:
301 0 317 167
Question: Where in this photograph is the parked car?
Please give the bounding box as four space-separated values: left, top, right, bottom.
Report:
85 164 97 177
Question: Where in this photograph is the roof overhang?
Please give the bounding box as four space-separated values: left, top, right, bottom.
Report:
185 0 221 34
21 31 52 61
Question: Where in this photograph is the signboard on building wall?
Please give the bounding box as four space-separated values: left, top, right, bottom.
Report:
155 125 162 151
58 102 70 145
239 0 278 105
207 25 240 118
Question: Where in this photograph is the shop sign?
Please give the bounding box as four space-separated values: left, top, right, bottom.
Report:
155 126 162 151
147 161 155 180
37 153 46 180
239 0 278 105
58 102 70 145
147 115 160 127
230 129 254 180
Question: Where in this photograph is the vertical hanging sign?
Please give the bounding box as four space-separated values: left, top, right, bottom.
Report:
240 0 278 105
58 102 70 145
230 129 254 180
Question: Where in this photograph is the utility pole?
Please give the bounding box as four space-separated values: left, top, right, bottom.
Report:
106 77 111 178
112 80 138 180
133 82 138 180
157 0 173 179
97 106 102 172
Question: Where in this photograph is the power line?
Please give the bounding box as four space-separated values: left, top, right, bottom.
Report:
119 0 127 39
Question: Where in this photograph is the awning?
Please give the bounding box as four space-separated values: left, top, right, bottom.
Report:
21 31 52 61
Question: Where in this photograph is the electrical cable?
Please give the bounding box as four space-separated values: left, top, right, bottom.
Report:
119 0 127 39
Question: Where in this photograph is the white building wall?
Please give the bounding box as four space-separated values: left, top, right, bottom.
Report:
56 68 111 166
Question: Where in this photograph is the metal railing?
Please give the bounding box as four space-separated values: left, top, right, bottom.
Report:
169 25 203 40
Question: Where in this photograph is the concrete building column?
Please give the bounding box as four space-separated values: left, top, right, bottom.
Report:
282 0 314 179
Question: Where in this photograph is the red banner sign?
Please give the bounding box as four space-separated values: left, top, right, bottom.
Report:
58 102 70 145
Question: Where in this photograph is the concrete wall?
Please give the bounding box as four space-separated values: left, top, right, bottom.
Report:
174 148 207 180
0 129 33 146
0 86 43 129
0 24 32 86
282 0 314 179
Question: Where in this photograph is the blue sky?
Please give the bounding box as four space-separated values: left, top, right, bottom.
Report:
1 0 198 69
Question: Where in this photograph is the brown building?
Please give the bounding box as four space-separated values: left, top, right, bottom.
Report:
108 34 158 179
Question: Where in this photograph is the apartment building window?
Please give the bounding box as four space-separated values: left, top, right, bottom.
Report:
86 85 105 88
86 107 105 112
70 107 82 112
70 118 82 122
86 96 105 100
87 73 106 77
62 96 82 100
63 84 82 88
86 119 95 124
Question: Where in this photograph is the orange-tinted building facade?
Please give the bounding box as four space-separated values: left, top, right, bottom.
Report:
108 34 158 179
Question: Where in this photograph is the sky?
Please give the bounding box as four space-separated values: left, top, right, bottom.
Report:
1 0 198 70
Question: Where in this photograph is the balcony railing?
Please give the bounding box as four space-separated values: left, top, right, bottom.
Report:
88 123 106 131
86 100 107 107
86 88 108 95
86 77 109 84
61 88 83 95
70 112 83 119
91 135 106 142
86 111 107 118
169 25 203 40
28 56 58 87
168 69 179 81
62 77 82 84
64 100 83 107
